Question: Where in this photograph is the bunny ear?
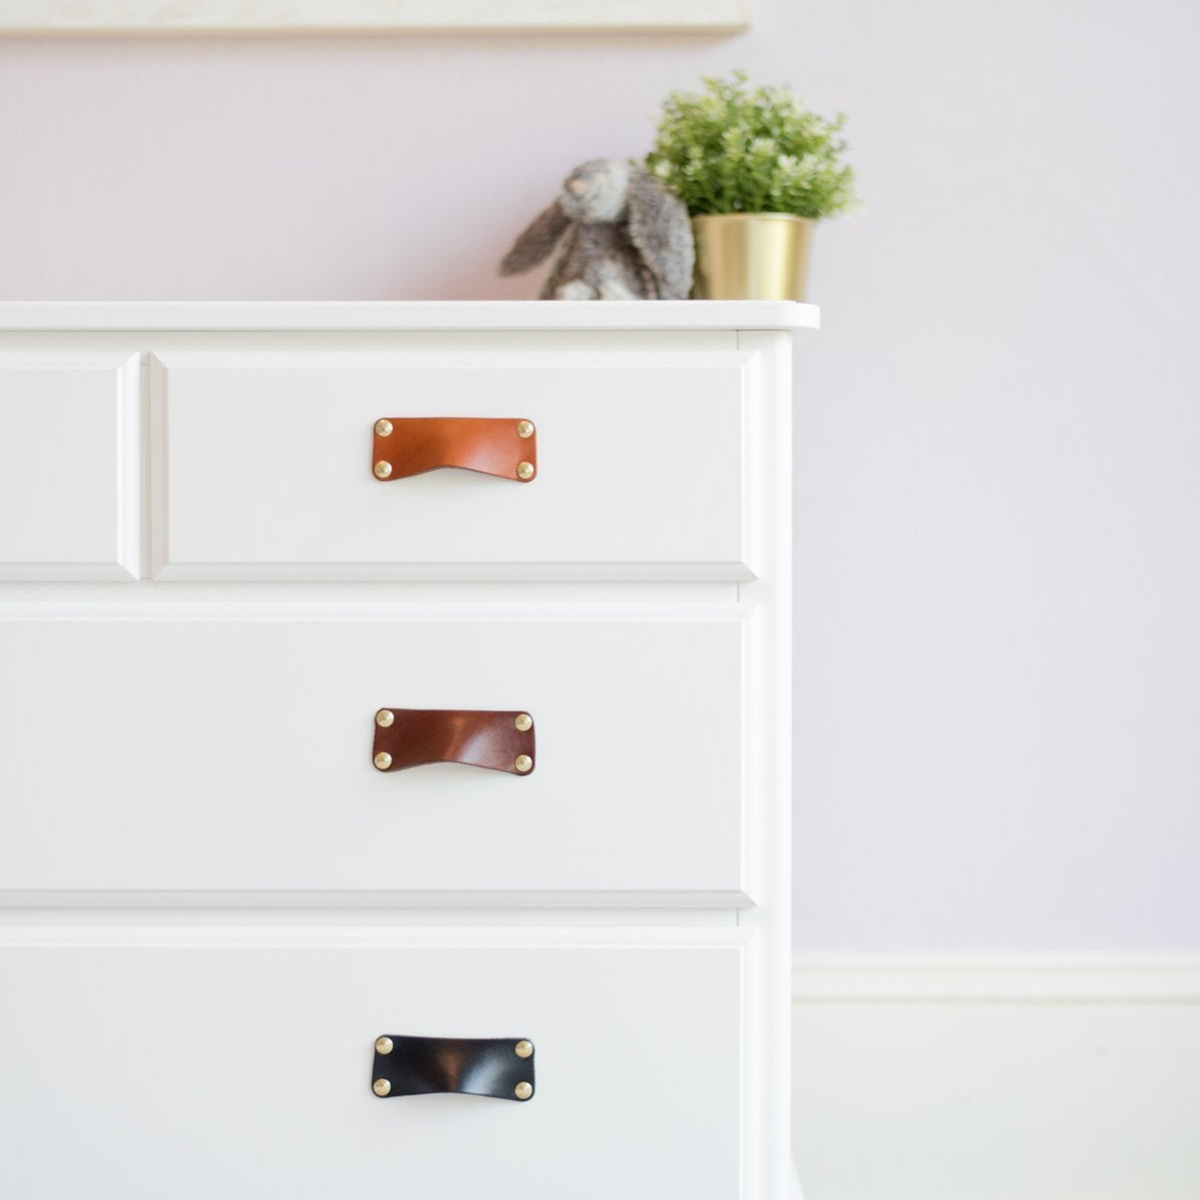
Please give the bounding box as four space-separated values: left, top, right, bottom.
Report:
499 199 571 276
627 170 695 299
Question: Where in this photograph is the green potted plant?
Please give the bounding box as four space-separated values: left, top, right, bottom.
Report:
645 71 856 301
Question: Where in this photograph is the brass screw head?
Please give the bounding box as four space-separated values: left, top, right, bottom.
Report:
374 419 393 438
514 713 532 732
516 420 534 439
374 751 393 771
516 461 535 481
374 460 393 479
375 1036 394 1055
514 1081 533 1101
514 754 533 774
515 1040 533 1059
373 1078 391 1097
375 709 395 728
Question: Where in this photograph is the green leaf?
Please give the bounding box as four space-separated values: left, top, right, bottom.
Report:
644 73 857 219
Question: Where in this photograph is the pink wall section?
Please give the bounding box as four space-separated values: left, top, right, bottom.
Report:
0 17 851 301
2 0 1199 952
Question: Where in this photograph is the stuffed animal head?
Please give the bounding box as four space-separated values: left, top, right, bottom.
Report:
499 157 695 300
559 160 631 223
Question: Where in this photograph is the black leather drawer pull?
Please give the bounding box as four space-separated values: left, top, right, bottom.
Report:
371 1034 536 1102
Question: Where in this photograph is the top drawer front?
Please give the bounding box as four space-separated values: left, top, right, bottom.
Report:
0 353 138 580
150 347 756 580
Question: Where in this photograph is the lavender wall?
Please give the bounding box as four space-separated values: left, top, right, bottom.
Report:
2 0 1197 950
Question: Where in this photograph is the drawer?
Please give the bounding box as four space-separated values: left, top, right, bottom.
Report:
0 617 748 902
149 347 758 580
0 930 742 1200
0 353 139 580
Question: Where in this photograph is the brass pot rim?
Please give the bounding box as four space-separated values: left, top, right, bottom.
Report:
691 212 816 228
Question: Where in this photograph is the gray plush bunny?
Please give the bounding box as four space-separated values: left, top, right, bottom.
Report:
500 159 694 300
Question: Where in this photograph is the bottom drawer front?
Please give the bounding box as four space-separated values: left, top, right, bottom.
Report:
0 936 742 1200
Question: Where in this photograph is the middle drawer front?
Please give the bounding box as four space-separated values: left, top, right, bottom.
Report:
0 617 746 900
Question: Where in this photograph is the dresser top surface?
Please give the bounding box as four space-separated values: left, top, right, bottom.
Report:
0 300 819 333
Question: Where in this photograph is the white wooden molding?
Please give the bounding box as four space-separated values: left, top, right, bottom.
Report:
0 1 751 34
793 952 1200 1003
0 889 757 910
791 954 1200 1200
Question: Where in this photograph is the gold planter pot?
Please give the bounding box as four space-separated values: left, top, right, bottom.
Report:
691 213 815 302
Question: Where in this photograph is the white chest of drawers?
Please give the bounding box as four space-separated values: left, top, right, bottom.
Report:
0 301 815 1199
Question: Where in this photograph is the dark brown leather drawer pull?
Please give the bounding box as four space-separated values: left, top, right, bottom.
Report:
373 708 536 775
371 1034 536 1101
372 417 537 482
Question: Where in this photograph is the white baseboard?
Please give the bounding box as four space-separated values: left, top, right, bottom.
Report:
791 954 1200 1200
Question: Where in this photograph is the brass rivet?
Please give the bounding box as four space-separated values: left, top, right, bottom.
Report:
374 751 393 771
514 1081 533 1101
514 754 532 774
515 1040 533 1059
375 709 395 728
516 420 534 439
373 1078 391 1096
516 461 535 481
514 713 532 732
375 419 393 438
374 460 393 479
375 1036 394 1055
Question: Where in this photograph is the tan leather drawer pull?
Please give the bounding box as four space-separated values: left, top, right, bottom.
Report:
372 417 537 482
373 708 536 775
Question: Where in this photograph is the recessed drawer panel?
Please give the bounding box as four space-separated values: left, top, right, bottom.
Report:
149 349 757 580
0 617 747 902
0 932 742 1200
0 353 138 580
